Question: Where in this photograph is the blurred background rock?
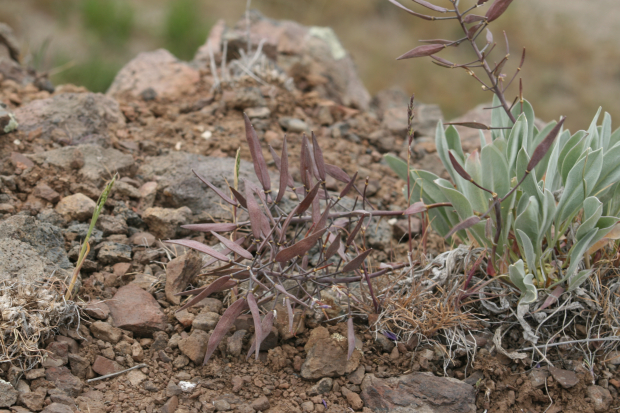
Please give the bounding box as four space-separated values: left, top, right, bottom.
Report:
1 0 618 130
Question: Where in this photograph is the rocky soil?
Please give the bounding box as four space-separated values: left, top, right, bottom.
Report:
0 12 618 413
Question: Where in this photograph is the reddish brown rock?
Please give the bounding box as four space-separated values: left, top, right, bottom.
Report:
91 356 121 376
33 183 60 203
300 327 361 379
107 284 167 336
83 302 110 320
45 367 83 397
165 250 201 305
107 49 199 98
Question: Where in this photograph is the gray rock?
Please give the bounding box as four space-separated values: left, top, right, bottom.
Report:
55 193 96 222
548 366 579 389
528 368 549 389
214 399 231 411
308 377 333 396
142 206 192 239
374 335 395 353
193 312 220 331
14 93 124 145
0 215 72 270
227 330 247 357
96 215 128 236
246 107 271 119
251 396 270 412
96 241 132 265
45 366 83 397
90 321 122 344
224 87 266 110
279 117 308 133
137 151 260 217
360 373 476 413
29 144 134 186
41 403 74 413
587 385 612 413
0 378 18 407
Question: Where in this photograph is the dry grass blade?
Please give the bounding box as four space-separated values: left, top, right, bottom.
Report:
300 134 311 189
181 223 240 232
275 229 327 262
247 292 263 359
193 170 238 206
343 249 374 273
243 113 271 191
246 310 276 359
347 317 356 360
203 298 249 365
165 239 231 263
210 231 253 260
177 276 234 312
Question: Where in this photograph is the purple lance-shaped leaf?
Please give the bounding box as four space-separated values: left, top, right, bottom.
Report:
325 234 341 260
536 286 564 312
343 249 374 273
383 330 398 341
411 0 448 13
404 201 427 215
445 216 481 239
202 237 247 268
245 183 266 240
210 231 253 260
192 170 238 206
246 310 276 359
467 23 483 39
297 181 321 215
300 134 312 189
477 0 490 4
325 163 351 183
387 0 437 20
311 132 326 182
277 139 290 202
278 204 300 244
315 204 331 232
182 222 239 232
449 151 473 181
431 55 456 68
463 15 485 24
243 113 271 192
176 276 235 312
445 121 491 130
204 298 249 365
485 0 515 22
339 172 358 199
229 187 248 209
527 117 566 172
275 229 327 263
346 217 366 246
269 142 294 189
397 44 445 60
285 298 295 335
246 292 263 359
165 239 231 263
347 318 356 360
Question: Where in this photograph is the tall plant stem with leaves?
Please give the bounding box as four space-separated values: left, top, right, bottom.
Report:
65 175 116 300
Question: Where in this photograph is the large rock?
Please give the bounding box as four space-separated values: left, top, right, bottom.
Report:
0 215 72 281
137 151 258 218
106 284 167 336
300 326 361 379
178 330 210 364
107 49 199 98
29 144 135 186
14 93 124 145
360 373 476 413
55 193 96 222
195 11 370 110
